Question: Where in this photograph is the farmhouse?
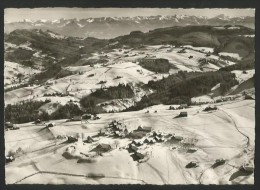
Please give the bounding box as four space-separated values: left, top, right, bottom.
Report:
152 131 158 137
82 114 92 120
203 105 217 111
245 94 254 100
135 152 145 160
45 80 55 85
98 129 107 136
132 140 143 146
5 122 14 129
71 116 81 121
91 144 111 153
84 136 94 143
177 49 187 53
114 131 120 137
154 136 163 142
124 128 129 135
128 144 138 152
171 135 184 141
67 136 78 143
137 126 152 132
178 104 188 109
6 155 15 163
34 119 41 124
179 112 188 117
46 122 55 127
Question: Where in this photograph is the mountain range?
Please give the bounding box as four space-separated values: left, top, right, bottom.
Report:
5 14 254 39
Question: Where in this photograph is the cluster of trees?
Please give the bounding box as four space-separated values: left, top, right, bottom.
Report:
125 70 237 111
56 69 76 79
29 54 81 84
29 64 62 84
51 103 83 120
139 58 172 73
5 100 85 124
5 100 50 124
80 84 134 113
219 79 239 95
5 83 29 92
43 92 67 97
5 48 35 66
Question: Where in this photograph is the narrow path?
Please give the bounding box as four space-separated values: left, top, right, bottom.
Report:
167 150 188 184
219 108 250 148
13 170 147 184
145 163 168 184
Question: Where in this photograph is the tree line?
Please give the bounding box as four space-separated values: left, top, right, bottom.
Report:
124 70 238 111
5 99 85 124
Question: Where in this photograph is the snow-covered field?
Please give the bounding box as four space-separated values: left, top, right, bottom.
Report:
4 45 238 106
231 69 255 84
4 61 40 87
219 52 242 60
5 100 255 184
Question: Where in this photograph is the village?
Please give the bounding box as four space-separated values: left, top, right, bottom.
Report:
4 8 255 185
5 97 254 182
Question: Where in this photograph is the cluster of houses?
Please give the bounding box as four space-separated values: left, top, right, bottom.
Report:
169 104 189 110
63 134 112 156
126 130 188 162
66 114 101 123
215 96 237 103
168 104 189 118
129 126 152 139
98 120 129 138
58 118 200 162
46 122 56 128
90 143 112 155
6 155 15 163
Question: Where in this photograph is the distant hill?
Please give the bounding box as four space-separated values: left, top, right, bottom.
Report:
5 29 106 69
4 25 255 86
111 25 255 60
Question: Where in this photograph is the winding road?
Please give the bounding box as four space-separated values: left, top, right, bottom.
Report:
198 107 251 184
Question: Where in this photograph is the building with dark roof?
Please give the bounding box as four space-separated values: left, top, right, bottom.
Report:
91 143 111 153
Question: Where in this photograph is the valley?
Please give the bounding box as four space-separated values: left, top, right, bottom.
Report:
4 12 255 185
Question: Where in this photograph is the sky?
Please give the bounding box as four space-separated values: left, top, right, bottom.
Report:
5 8 255 22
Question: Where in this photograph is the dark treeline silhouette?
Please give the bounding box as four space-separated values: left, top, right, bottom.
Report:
5 100 84 124
5 100 49 124
51 103 83 120
139 58 173 73
43 92 66 97
124 71 237 111
80 83 134 113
